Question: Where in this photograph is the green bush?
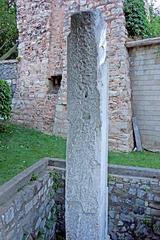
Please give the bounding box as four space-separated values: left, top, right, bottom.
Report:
124 0 149 38
0 80 11 120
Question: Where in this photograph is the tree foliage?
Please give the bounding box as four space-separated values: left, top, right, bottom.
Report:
124 0 149 38
0 0 18 59
124 0 160 38
148 1 160 37
148 15 160 37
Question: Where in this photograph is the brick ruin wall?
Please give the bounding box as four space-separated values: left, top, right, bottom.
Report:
12 0 133 152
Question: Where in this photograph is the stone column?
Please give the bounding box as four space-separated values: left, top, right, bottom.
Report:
66 11 109 240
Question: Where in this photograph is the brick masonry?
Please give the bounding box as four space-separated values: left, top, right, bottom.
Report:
12 0 134 152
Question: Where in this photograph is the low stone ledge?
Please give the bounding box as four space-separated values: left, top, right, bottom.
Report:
0 158 65 206
48 158 66 169
109 164 160 179
0 59 18 64
48 160 160 180
126 37 160 48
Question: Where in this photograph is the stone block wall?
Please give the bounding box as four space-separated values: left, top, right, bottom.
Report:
13 0 133 152
128 37 160 152
0 60 17 96
0 159 65 240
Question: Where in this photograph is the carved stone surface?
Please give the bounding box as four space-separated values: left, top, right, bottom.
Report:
66 11 108 240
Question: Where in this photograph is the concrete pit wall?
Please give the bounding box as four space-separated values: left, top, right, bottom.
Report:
0 159 65 240
109 165 160 240
1 159 160 239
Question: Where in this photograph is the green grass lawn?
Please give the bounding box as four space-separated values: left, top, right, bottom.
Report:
0 123 66 185
109 151 160 169
1 123 160 185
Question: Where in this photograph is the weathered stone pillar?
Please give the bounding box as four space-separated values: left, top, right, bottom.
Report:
66 11 108 240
